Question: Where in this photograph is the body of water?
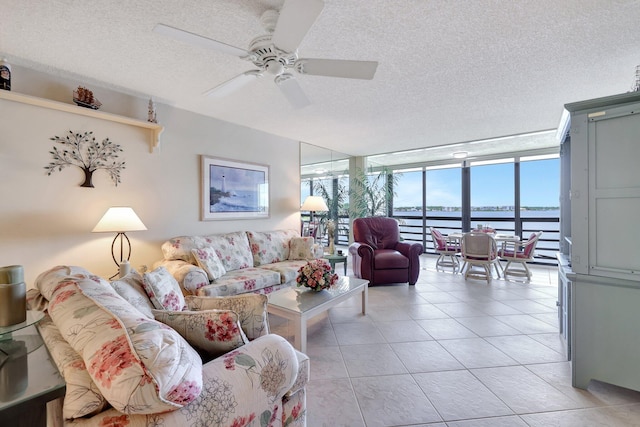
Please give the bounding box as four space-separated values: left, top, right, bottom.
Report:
211 190 261 212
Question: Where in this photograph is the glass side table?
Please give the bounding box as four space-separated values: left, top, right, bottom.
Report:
0 311 65 427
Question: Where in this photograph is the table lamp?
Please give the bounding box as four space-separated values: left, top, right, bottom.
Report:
92 207 147 278
300 196 328 243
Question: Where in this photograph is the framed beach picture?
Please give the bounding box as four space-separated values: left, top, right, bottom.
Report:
201 155 270 220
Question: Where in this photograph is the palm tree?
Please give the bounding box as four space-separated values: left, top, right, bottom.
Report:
349 166 401 218
313 177 349 244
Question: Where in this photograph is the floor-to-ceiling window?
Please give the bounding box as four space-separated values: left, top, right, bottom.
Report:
469 159 515 233
304 152 560 264
520 154 560 261
393 168 423 244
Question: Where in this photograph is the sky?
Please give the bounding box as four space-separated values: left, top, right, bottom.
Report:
392 158 560 208
303 158 560 209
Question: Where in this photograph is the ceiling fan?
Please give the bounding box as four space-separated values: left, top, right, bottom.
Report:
154 0 378 108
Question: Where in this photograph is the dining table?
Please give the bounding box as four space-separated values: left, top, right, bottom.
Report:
446 231 521 277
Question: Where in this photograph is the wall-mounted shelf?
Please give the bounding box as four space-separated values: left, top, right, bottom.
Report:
0 90 164 153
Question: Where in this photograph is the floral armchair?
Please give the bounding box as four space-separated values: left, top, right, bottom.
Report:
28 265 308 427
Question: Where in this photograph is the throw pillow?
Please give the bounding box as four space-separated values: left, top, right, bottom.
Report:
288 236 315 260
191 247 226 281
36 266 203 414
185 293 269 340
142 266 187 311
152 309 248 359
37 314 109 419
111 270 155 318
247 230 298 266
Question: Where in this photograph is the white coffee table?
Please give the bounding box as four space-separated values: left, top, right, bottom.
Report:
267 276 368 352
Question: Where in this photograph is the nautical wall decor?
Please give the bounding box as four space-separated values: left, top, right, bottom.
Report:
45 130 125 187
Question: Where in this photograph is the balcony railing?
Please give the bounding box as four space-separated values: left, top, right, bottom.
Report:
314 213 560 266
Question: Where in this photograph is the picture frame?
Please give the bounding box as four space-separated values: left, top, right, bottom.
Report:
201 155 270 220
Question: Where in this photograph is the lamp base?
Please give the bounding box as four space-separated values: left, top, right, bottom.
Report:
119 261 131 278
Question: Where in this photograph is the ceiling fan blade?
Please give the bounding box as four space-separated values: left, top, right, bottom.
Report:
154 23 249 58
295 58 378 80
204 70 262 98
275 74 311 109
271 0 324 53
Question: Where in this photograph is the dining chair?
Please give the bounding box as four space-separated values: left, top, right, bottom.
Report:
461 232 500 283
499 231 543 280
430 227 461 272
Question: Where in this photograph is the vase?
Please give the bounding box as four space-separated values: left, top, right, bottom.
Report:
329 240 335 255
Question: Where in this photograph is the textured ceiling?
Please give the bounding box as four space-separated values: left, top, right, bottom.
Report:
3 0 640 161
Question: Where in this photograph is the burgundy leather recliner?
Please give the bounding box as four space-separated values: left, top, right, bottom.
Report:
349 217 424 285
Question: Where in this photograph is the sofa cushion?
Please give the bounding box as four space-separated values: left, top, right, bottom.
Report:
192 247 227 281
152 309 248 359
36 314 109 419
195 267 280 297
185 293 269 340
36 266 203 414
260 260 310 284
288 236 316 260
204 231 254 272
110 270 155 318
247 230 298 266
142 266 187 311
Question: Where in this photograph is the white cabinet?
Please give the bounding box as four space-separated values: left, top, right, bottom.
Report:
564 91 640 391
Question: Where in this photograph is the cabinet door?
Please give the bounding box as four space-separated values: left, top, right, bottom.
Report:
588 110 640 281
557 268 571 361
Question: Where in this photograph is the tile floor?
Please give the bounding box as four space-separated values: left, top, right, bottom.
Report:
269 253 640 427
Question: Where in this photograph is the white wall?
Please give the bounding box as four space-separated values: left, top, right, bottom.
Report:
0 66 301 285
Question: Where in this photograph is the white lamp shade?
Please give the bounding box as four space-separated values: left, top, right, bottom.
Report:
92 207 147 233
300 196 328 212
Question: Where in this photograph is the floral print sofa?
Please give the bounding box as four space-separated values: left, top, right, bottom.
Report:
156 229 322 297
28 265 308 427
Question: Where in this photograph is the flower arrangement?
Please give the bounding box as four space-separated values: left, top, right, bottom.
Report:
296 259 338 292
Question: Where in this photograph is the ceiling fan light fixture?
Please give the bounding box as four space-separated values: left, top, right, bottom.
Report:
265 60 285 76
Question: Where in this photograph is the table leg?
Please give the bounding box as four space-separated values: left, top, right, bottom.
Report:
361 285 368 315
293 316 307 353
343 259 347 275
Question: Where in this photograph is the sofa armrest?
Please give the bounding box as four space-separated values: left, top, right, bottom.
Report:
62 334 302 426
155 259 209 295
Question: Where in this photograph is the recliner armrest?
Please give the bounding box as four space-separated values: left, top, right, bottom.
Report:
395 241 424 258
350 242 374 259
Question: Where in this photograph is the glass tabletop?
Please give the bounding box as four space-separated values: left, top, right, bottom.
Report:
0 311 45 340
268 276 367 314
0 325 65 410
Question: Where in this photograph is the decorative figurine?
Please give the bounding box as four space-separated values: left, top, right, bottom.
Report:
148 97 157 123
0 58 11 91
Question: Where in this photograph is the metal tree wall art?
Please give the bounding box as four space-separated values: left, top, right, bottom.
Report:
45 130 125 187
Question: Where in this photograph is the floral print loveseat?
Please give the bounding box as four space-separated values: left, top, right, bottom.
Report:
28 265 308 427
156 229 323 297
